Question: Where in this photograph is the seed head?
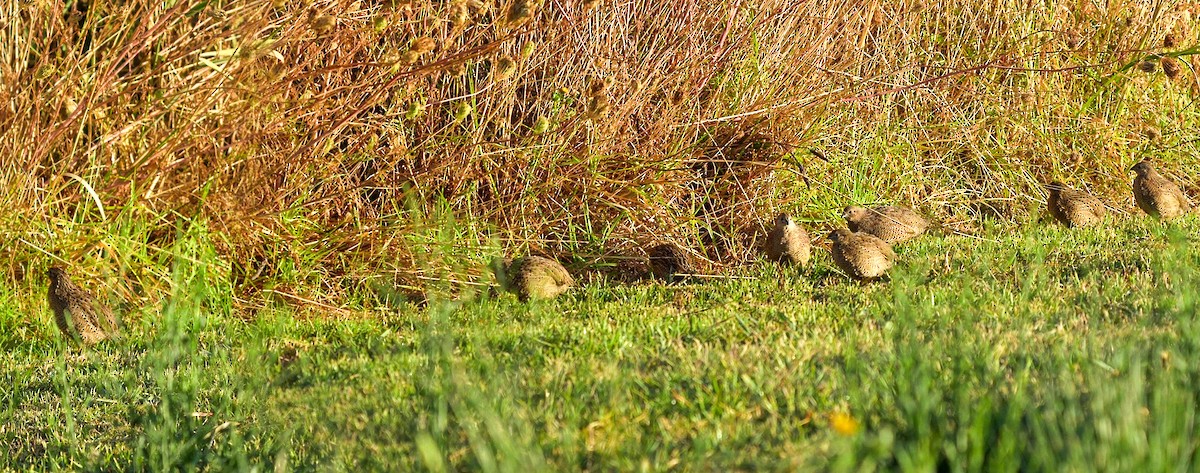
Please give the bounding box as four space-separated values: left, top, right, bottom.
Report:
411 37 437 54
1161 56 1181 79
371 16 390 32
309 14 334 34
587 77 609 96
580 0 600 11
586 96 610 119
398 50 421 66
394 37 438 66
452 102 473 122
668 88 686 107
506 0 537 26
1137 60 1158 73
584 77 612 119
1164 32 1177 48
532 116 550 134
450 1 471 29
492 56 516 82
61 96 79 118
519 41 537 60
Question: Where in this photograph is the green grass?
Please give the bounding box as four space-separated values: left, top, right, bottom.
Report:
2 216 1199 471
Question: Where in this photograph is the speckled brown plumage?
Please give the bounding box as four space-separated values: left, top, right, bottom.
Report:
46 266 121 344
1046 181 1107 228
829 228 895 281
647 243 694 282
1131 160 1191 220
493 256 573 301
843 205 929 244
765 213 810 266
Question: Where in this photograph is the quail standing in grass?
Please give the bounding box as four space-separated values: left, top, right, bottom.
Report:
46 266 121 344
1131 160 1191 220
492 255 573 301
647 243 694 282
765 213 811 267
843 205 929 244
1046 181 1107 228
829 228 895 281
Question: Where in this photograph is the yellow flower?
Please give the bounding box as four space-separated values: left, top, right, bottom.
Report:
829 412 861 436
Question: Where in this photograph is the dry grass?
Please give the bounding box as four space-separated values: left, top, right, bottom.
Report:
1 0 1198 311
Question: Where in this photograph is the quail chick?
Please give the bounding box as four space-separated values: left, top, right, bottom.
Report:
765 213 811 266
1046 181 1107 228
492 256 573 301
647 243 694 282
46 266 121 345
843 205 929 244
829 228 895 281
1131 160 1191 220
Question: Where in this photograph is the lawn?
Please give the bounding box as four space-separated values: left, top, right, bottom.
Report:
2 216 1197 471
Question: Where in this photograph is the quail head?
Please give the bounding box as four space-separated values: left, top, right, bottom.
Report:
765 213 811 266
493 255 573 301
46 266 122 345
1131 160 1191 220
1046 181 1107 228
829 228 895 281
843 205 929 244
647 243 694 282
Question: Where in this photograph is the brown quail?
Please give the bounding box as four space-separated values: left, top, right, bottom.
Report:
765 213 811 266
46 266 121 345
1046 181 1107 228
1131 160 1191 220
647 243 694 282
492 256 573 301
829 228 895 281
843 205 929 244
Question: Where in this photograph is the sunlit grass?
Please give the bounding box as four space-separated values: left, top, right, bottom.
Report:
2 216 1197 469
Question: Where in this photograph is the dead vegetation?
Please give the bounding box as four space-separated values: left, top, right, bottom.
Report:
1 0 1197 311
